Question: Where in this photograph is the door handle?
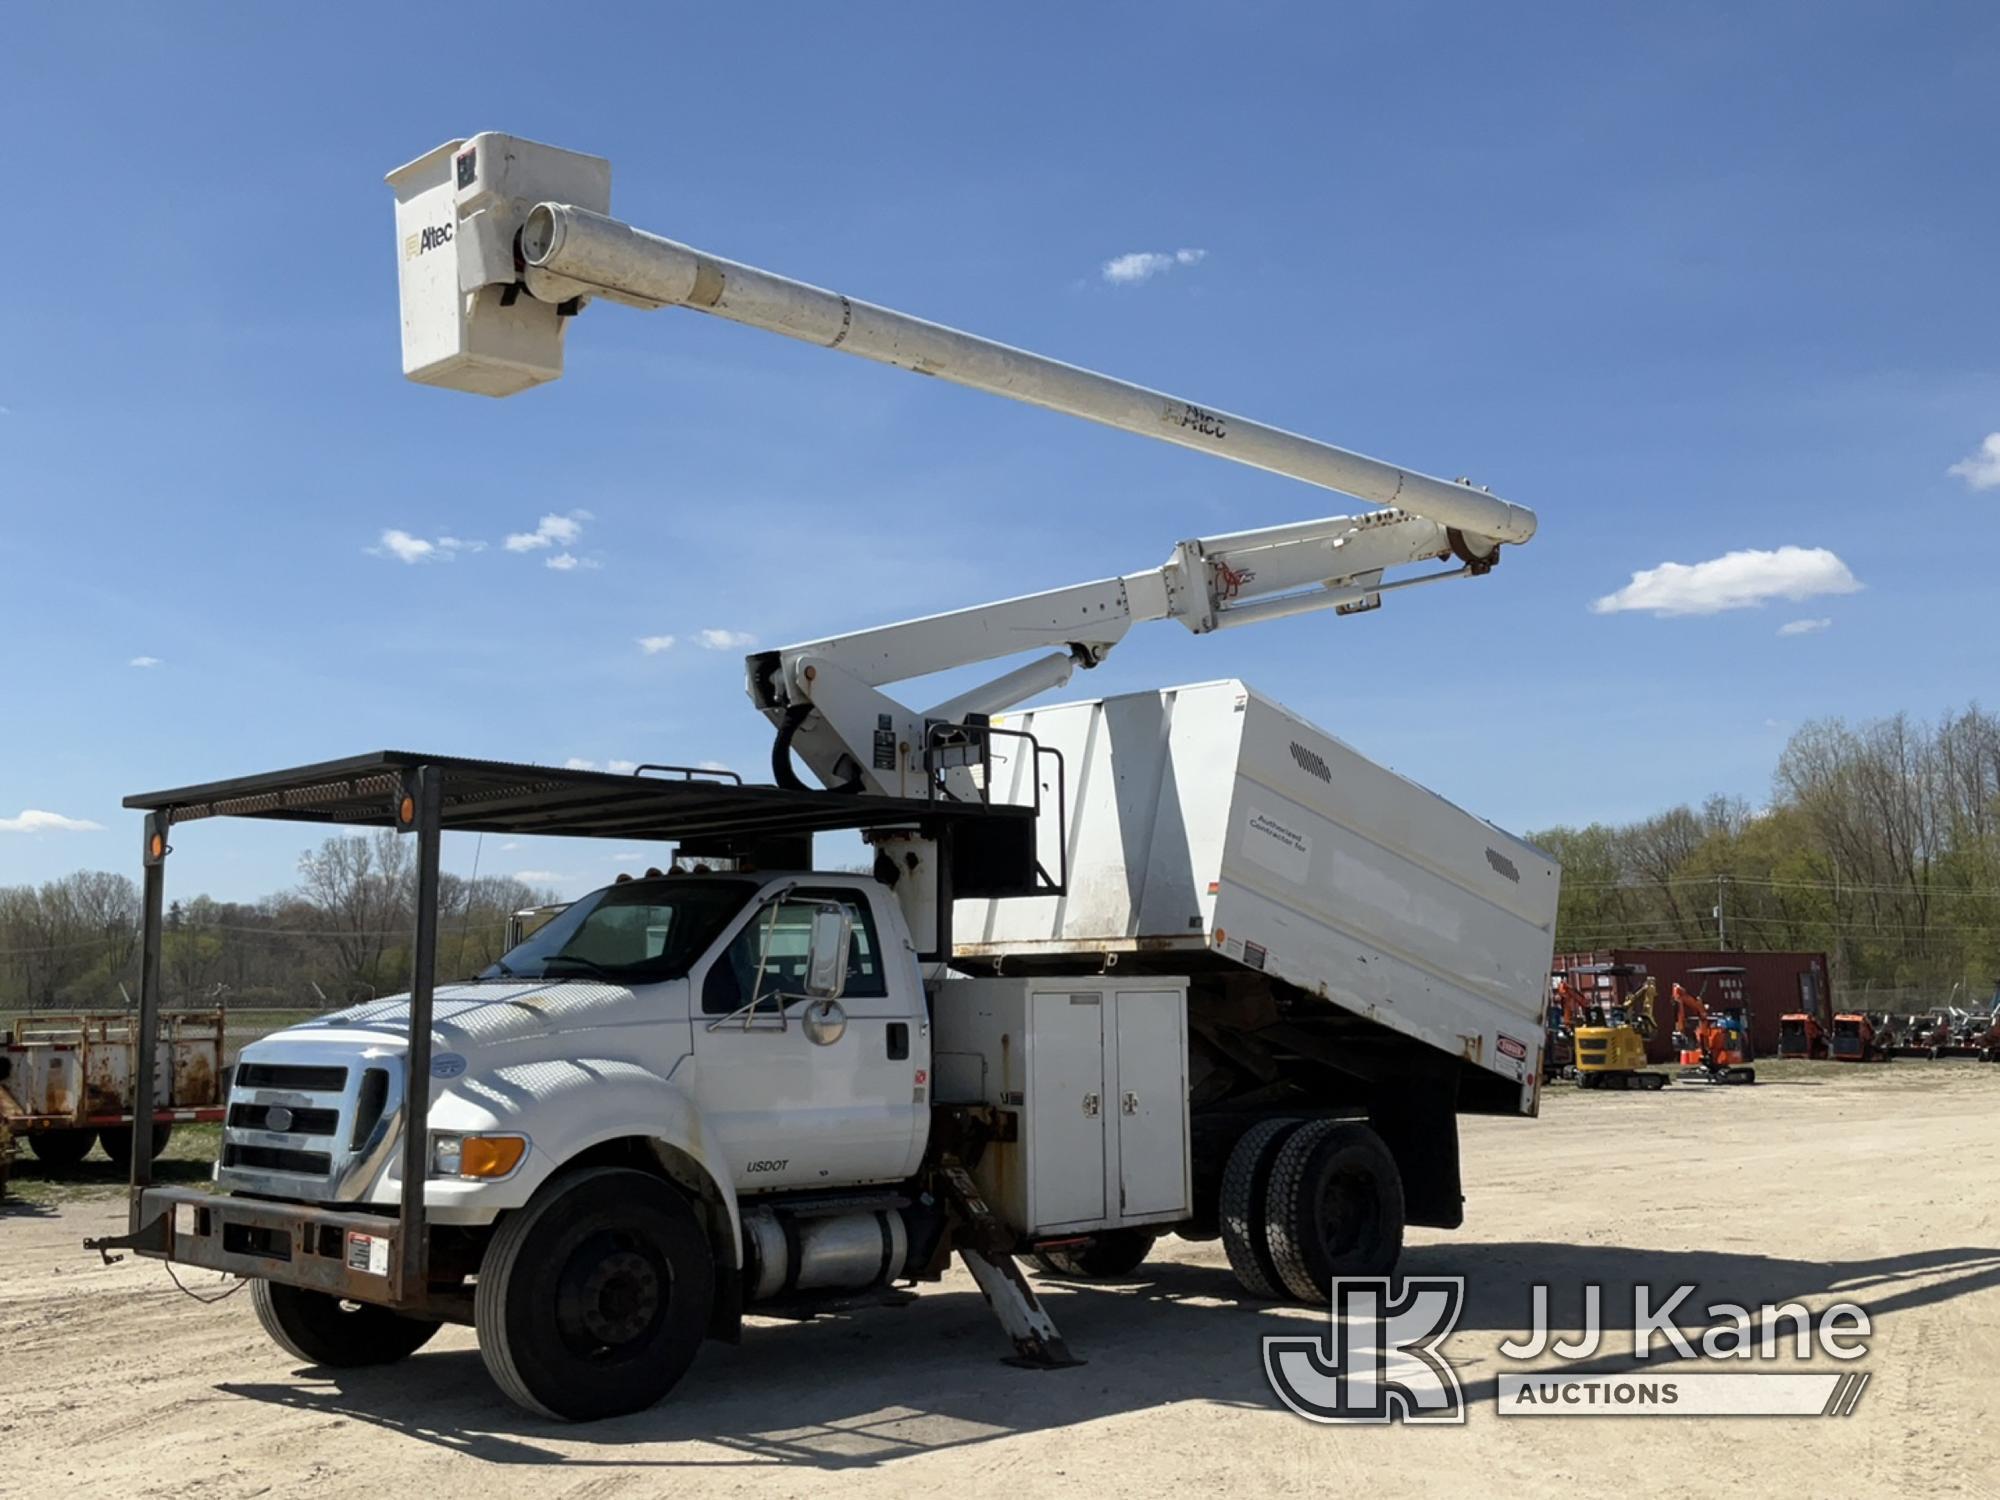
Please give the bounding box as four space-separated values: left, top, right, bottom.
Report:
1082 1092 1100 1118
1122 1091 1139 1115
886 1022 909 1060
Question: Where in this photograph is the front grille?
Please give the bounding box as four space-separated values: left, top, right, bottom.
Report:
222 1142 333 1176
221 1045 403 1201
237 1061 348 1092
351 1067 389 1149
228 1102 341 1135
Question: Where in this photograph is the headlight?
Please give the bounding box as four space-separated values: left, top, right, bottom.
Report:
429 1132 527 1179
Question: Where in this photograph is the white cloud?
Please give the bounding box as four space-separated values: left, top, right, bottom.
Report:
697 628 757 650
376 529 437 564
563 757 599 771
636 635 677 654
607 759 638 773
499 842 520 852
0 809 104 833
128 655 162 669
1947 433 2000 491
1102 247 1207 285
371 530 483 564
544 551 601 572
1777 617 1833 637
505 511 588 552
512 869 569 884
1590 546 1862 618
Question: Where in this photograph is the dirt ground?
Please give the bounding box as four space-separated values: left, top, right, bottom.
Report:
5 1061 1998 1499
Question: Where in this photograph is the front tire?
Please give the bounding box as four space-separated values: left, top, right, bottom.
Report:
252 1279 440 1367
475 1166 714 1422
1262 1120 1405 1304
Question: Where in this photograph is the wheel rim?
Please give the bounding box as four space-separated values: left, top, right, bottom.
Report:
555 1230 669 1360
1317 1165 1379 1260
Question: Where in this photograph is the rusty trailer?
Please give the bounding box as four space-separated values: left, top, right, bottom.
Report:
2 1008 226 1164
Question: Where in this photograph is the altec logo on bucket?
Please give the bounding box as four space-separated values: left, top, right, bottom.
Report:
403 221 454 261
1265 1279 1873 1424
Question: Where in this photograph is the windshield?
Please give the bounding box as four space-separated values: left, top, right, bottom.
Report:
481 877 755 984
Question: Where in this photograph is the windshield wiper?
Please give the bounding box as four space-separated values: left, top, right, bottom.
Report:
537 954 616 980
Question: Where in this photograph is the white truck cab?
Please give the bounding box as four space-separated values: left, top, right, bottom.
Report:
221 873 931 1230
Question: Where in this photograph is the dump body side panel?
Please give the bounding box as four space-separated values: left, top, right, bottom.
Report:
960 680 1560 1097
1214 691 1557 1085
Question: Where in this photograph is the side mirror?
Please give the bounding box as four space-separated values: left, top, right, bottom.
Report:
803 904 853 999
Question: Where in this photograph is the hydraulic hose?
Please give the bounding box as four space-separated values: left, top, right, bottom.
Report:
771 702 863 795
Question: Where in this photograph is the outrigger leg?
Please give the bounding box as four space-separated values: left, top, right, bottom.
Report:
938 1161 1084 1369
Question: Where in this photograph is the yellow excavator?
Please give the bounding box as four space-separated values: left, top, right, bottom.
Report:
1561 965 1669 1091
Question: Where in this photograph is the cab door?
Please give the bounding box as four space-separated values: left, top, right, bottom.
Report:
690 885 925 1192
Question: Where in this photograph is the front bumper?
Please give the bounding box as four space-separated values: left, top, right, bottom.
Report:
92 1186 462 1316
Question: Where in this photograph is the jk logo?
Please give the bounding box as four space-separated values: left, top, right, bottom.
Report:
1263 1277 1467 1424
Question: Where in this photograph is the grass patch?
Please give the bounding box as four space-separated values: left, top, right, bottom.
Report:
3 1123 221 1208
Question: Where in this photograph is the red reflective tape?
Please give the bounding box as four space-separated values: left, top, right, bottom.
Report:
78 1108 225 1127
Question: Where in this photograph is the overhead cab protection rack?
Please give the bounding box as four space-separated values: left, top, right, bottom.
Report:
94 750 1054 1309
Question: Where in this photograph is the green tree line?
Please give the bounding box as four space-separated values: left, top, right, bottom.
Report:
6 705 1996 1011
1531 704 2000 1002
0 831 556 1011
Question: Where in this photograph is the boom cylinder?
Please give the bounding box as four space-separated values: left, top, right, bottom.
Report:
520 203 1537 546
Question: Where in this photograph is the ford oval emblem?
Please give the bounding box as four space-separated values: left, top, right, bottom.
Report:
430 1053 468 1079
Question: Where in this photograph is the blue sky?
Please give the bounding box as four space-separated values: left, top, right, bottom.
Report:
3 2 1995 903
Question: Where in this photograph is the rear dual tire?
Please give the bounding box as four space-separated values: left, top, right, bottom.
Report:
1219 1117 1300 1299
1220 1117 1404 1303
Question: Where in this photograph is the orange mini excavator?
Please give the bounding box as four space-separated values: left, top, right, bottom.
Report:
1672 970 1757 1085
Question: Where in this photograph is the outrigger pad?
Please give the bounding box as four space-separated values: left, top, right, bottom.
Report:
960 1246 1086 1370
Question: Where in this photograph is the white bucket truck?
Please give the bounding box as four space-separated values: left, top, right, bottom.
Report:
87 135 1557 1421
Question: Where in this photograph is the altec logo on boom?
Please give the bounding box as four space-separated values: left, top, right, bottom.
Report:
1265 1279 1873 1424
